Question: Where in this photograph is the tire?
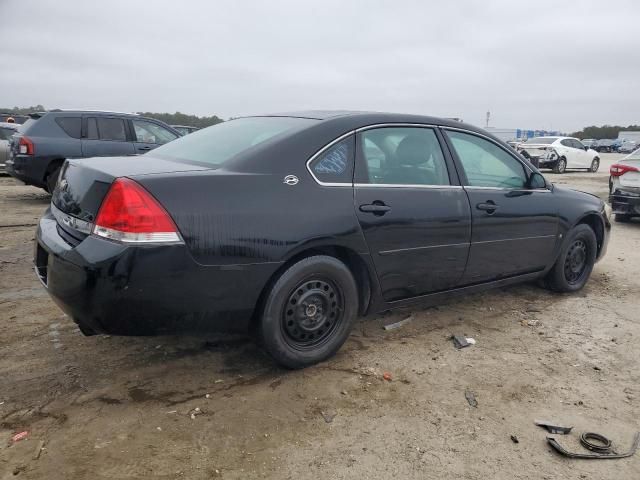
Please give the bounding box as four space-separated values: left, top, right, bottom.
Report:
544 224 597 293
590 158 600 173
258 255 359 369
614 214 631 223
45 165 62 194
553 157 567 174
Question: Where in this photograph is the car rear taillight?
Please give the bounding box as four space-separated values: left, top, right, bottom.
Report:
93 178 182 243
610 164 640 177
18 136 34 155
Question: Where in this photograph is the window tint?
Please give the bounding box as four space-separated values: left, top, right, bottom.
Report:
357 127 449 186
446 130 527 189
151 117 316 167
87 117 98 139
97 117 127 141
310 137 354 184
572 139 585 149
560 139 572 147
133 120 178 145
55 117 81 139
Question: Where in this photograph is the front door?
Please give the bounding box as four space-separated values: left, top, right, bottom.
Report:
443 129 559 284
130 119 179 154
354 126 471 302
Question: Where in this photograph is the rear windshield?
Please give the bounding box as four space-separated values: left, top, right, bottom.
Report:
527 137 557 144
151 117 317 166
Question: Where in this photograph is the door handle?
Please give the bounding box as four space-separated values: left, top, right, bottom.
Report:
359 202 391 215
138 146 152 151
476 201 499 214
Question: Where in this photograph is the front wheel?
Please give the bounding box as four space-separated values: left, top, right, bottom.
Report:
258 255 358 369
553 157 567 174
544 224 597 293
590 158 600 173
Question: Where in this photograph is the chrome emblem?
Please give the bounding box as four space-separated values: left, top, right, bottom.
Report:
59 179 69 192
283 175 299 186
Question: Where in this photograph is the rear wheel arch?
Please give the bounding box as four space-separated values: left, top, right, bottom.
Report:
250 245 374 332
44 158 65 192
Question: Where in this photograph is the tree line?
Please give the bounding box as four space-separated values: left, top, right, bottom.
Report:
0 106 224 128
570 124 640 140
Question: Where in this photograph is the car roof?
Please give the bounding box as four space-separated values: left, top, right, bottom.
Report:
242 110 481 133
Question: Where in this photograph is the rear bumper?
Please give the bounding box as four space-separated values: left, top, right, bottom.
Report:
609 189 640 216
6 154 47 187
35 209 279 335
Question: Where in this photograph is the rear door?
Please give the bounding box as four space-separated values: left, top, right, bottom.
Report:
130 119 179 154
353 126 471 302
572 139 591 167
81 116 136 157
443 128 559 284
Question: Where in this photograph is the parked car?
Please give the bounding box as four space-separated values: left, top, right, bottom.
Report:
7 110 180 192
171 125 199 136
517 136 600 173
36 111 611 368
594 139 614 153
618 141 638 154
0 122 19 174
609 147 640 222
581 139 598 149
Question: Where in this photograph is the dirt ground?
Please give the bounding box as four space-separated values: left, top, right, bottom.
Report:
1 153 639 480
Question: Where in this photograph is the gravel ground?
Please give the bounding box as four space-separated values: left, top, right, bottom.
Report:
1 153 639 479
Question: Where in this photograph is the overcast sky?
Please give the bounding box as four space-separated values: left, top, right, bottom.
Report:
1 0 638 131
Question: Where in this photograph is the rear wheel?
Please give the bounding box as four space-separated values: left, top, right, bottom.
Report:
553 157 567 174
258 255 358 369
590 157 600 173
45 165 62 194
544 224 597 292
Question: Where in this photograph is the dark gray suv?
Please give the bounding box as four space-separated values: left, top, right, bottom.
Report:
7 110 180 192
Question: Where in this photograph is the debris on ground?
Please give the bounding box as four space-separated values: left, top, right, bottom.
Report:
464 390 478 408
33 440 45 460
510 435 519 444
452 335 469 349
547 432 640 459
11 431 29 442
383 372 393 382
189 407 203 419
534 420 573 435
383 315 413 331
320 411 337 423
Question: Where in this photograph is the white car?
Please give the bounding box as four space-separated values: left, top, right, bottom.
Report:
609 147 640 222
517 136 600 174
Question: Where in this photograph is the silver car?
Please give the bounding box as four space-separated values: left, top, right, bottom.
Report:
0 122 20 174
609 147 640 222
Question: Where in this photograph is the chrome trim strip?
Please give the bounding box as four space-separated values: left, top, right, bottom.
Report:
379 242 470 256
354 183 462 189
51 203 93 234
473 234 557 245
355 123 438 132
305 130 355 187
463 186 551 193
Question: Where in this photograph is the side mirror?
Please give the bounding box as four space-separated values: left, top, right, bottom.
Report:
528 172 547 189
584 146 589 151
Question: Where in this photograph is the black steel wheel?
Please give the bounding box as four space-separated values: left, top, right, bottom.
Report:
258 255 358 369
544 224 597 292
563 239 588 285
282 278 343 349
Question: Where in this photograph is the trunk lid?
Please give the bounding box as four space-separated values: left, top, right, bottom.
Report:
50 155 212 244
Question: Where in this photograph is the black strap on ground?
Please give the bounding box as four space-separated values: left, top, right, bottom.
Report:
547 432 640 459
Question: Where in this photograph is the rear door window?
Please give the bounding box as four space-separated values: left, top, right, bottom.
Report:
55 117 82 139
96 117 127 141
86 117 99 139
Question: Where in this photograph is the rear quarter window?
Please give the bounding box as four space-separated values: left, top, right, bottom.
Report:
55 117 82 139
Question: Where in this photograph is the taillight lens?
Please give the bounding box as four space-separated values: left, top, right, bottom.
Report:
610 164 640 177
93 178 182 243
18 136 34 155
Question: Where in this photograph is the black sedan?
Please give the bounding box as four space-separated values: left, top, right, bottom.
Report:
36 111 611 368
